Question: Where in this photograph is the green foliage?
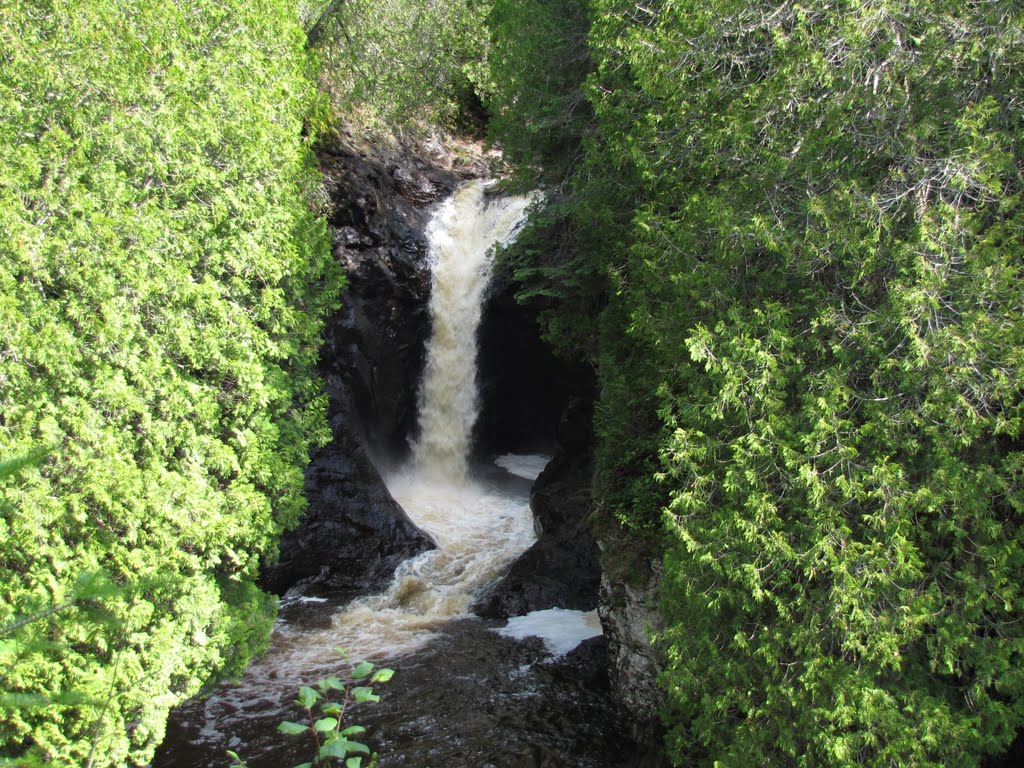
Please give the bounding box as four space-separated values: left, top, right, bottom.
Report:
306 0 491 134
0 2 343 766
234 650 391 768
490 0 1024 764
486 0 594 187
486 0 642 366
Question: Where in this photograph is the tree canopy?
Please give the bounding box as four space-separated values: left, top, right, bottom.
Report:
307 0 491 133
0 2 341 765
488 0 1024 764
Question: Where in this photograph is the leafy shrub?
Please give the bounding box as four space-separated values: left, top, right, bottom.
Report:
0 2 342 765
488 0 1024 764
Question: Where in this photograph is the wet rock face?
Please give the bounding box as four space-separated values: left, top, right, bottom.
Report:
263 137 484 596
318 140 472 461
473 396 602 619
473 390 668 766
154 617 643 768
260 424 435 597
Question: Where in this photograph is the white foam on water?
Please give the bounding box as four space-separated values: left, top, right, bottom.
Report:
494 453 551 481
496 608 604 658
330 472 536 660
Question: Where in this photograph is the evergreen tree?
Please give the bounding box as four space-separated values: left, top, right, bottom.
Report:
490 0 1024 764
307 0 491 132
0 2 342 765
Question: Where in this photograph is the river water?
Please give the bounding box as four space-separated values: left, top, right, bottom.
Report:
152 182 636 768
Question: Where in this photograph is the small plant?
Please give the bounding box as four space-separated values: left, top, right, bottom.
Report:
226 649 393 768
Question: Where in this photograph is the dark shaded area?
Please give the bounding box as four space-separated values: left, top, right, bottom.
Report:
153 617 648 768
474 277 592 458
473 394 601 619
986 730 1024 768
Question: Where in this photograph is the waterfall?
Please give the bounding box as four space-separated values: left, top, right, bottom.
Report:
160 182 538 695
412 180 534 482
323 180 539 657
151 180 617 768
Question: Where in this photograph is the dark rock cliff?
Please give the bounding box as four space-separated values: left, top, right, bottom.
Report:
473 393 602 619
262 135 488 596
318 138 472 462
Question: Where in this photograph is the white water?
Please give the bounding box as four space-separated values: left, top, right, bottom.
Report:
325 180 540 659
495 453 551 481
412 181 534 482
496 608 604 658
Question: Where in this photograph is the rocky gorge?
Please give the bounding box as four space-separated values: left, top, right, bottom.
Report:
154 132 666 767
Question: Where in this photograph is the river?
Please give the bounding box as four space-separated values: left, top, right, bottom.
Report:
152 181 636 768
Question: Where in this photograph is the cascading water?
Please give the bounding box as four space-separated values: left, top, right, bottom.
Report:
153 181 628 768
413 181 532 481
331 180 541 657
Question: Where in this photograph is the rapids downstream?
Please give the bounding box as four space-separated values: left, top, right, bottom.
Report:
152 181 636 768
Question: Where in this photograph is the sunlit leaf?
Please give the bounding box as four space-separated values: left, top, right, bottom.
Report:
350 661 373 680
320 674 345 691
319 737 353 759
314 717 339 732
296 686 320 708
278 721 310 735
351 687 380 703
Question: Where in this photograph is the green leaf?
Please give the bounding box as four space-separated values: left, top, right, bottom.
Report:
277 721 310 735
346 758 362 768
351 687 380 704
319 674 345 691
296 686 320 708
0 3 345 766
370 668 394 683
346 741 371 755
322 703 343 715
341 725 367 736
350 661 374 680
319 737 353 759
314 717 339 732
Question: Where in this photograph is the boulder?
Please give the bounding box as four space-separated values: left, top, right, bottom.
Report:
261 424 435 596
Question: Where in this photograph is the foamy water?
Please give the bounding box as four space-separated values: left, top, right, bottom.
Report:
496 608 604 658
495 453 551 480
329 471 537 659
412 182 535 482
